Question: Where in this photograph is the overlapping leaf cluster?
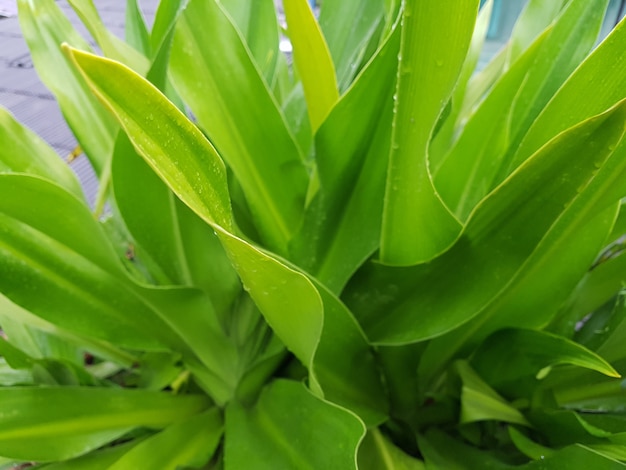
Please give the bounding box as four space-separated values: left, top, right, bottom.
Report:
2 0 626 467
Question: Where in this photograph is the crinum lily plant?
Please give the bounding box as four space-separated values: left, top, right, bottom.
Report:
2 0 626 468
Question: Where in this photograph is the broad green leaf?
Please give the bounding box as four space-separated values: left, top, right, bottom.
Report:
284 0 339 133
225 380 365 470
554 253 626 340
530 408 613 446
289 22 399 292
150 0 183 54
561 392 626 416
457 361 530 426
345 100 626 344
0 174 235 394
0 387 210 461
0 107 83 200
1 319 83 365
458 44 508 125
110 133 190 285
506 0 609 167
357 428 425 470
418 429 512 469
439 0 608 220
0 360 33 387
522 445 626 469
506 0 567 65
108 409 223 470
434 28 548 220
509 426 555 461
380 1 477 265
125 0 151 56
419 204 618 384
318 0 386 91
17 0 117 175
65 47 325 390
135 286 238 404
502 14 626 179
170 0 309 254
574 296 626 354
0 175 176 351
0 338 32 370
423 148 623 381
220 0 280 86
0 295 139 369
589 444 626 463
66 0 148 73
146 0 186 112
36 441 140 469
471 329 619 396
429 0 494 165
594 299 626 364
312 281 388 425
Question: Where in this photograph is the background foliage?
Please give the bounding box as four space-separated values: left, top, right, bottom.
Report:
2 0 626 468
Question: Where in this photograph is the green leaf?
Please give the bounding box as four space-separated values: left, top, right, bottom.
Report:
65 46 325 392
0 360 33 387
554 252 626 340
457 361 530 427
17 0 118 175
125 0 151 56
0 175 233 393
357 428 425 470
0 338 32 370
418 429 513 469
170 0 309 253
0 294 138 369
506 0 609 169
471 329 619 399
110 133 190 285
0 175 177 351
380 1 478 265
434 27 548 220
0 387 210 461
506 0 567 65
319 0 386 91
530 407 613 446
312 281 388 425
150 0 183 55
108 409 223 470
220 0 280 85
284 0 339 133
35 441 140 469
0 107 83 200
430 0 494 166
509 426 556 461
502 12 626 179
289 22 399 292
66 0 148 73
522 445 626 469
224 380 365 470
346 99 626 345
419 207 617 385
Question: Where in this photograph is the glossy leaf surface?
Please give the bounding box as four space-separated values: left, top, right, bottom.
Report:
347 101 626 344
170 0 308 253
381 0 477 265
17 0 118 174
225 380 364 470
0 387 210 461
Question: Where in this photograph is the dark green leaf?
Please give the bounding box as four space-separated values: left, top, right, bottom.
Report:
225 380 364 470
